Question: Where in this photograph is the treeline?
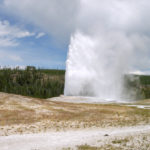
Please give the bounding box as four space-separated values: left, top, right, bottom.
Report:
124 74 150 99
0 66 150 99
0 66 65 98
138 75 150 98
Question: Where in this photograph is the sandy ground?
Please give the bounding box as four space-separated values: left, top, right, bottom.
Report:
0 92 150 149
0 125 150 150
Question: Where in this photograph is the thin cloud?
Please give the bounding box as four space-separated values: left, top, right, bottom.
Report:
36 32 45 39
0 37 18 47
0 20 35 47
130 70 150 75
3 0 80 42
0 50 23 62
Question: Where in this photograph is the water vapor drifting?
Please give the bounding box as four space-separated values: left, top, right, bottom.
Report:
65 0 150 100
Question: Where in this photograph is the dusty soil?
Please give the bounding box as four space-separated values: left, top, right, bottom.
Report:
0 125 150 150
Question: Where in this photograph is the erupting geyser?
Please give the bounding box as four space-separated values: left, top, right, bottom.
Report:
64 32 133 100
64 0 150 101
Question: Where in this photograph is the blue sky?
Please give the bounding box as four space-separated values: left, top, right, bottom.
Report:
0 0 70 69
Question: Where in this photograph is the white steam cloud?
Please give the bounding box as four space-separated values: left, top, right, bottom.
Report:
65 0 150 100
64 31 133 99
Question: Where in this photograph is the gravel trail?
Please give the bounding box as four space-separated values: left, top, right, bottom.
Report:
0 125 150 150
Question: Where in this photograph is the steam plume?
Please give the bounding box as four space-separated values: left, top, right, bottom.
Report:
65 0 150 100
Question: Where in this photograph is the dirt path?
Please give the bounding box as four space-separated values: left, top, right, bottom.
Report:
0 125 150 150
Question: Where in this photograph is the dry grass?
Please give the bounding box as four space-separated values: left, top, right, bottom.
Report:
0 92 150 135
135 99 150 105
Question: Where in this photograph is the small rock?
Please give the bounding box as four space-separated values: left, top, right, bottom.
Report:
104 134 109 136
